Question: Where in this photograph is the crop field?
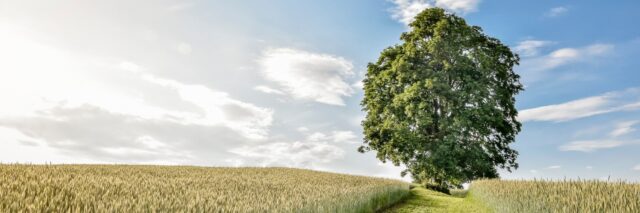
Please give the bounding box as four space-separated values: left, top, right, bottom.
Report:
0 164 410 212
470 179 640 212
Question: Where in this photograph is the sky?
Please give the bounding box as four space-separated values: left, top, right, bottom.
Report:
0 0 639 182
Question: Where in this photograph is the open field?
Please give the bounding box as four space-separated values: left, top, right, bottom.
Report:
0 164 409 212
386 180 640 212
470 179 640 212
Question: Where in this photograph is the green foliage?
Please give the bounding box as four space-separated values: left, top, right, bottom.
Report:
360 8 523 188
424 183 451 194
0 164 410 212
470 179 640 212
384 185 491 213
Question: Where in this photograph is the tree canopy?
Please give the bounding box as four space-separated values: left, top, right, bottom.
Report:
360 8 523 188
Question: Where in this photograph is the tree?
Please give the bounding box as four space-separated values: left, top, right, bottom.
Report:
360 8 523 188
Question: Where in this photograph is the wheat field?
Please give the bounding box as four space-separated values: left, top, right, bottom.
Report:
0 164 410 212
470 179 640 212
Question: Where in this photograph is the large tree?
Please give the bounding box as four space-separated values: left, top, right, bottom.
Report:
360 8 523 188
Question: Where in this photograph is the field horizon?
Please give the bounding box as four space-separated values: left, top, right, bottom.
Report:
2 164 639 212
0 164 410 212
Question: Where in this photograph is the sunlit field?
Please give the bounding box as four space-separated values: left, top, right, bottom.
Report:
0 164 409 212
470 179 640 212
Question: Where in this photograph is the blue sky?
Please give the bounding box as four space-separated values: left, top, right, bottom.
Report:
0 0 639 181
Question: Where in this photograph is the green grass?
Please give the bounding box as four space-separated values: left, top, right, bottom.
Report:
0 164 410 212
383 185 491 213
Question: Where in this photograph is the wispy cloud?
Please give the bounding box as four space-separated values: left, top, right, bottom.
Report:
307 130 359 144
254 85 285 95
258 48 355 106
559 140 638 152
519 88 640 122
547 165 561 169
0 32 274 163
521 44 613 72
229 130 349 168
560 119 640 152
514 40 553 57
176 42 192 55
518 43 613 84
634 164 640 171
545 6 568 17
610 121 639 137
389 0 481 25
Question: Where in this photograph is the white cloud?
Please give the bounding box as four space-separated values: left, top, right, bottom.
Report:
560 119 640 152
535 44 612 71
167 2 195 12
258 48 355 106
389 0 480 25
545 6 568 17
296 127 309 132
135 68 274 140
547 165 561 169
519 88 640 122
514 40 553 57
518 43 613 84
434 0 480 14
634 164 640 171
530 169 538 174
307 131 359 144
519 95 612 122
254 85 285 95
610 121 638 137
352 79 364 90
331 131 359 143
586 166 593 170
229 141 344 168
228 130 356 168
177 42 192 55
559 140 638 152
0 31 275 164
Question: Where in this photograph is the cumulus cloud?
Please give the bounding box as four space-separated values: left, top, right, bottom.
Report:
389 0 480 25
514 40 553 57
545 6 568 17
0 32 274 164
519 88 640 122
258 48 355 106
0 104 254 163
547 165 561 169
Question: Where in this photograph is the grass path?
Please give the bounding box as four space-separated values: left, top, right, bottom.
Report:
383 185 491 213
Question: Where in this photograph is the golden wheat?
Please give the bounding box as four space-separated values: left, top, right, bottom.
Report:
0 164 409 212
470 179 640 213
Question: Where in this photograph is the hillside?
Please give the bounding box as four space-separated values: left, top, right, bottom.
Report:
0 164 409 212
